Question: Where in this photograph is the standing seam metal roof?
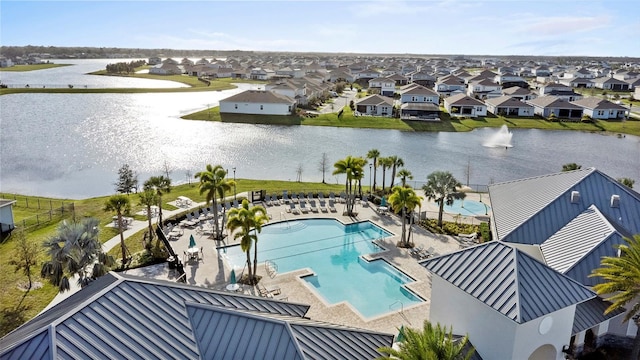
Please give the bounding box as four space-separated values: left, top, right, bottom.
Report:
423 242 594 324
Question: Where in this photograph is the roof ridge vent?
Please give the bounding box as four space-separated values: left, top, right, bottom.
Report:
610 194 620 208
570 191 580 204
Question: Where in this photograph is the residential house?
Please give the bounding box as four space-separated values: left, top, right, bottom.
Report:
407 70 436 87
329 69 356 83
593 77 631 91
354 94 394 116
559 77 595 88
386 73 409 86
484 95 534 117
539 84 583 101
399 84 439 104
0 57 13 68
435 75 466 97
0 199 16 235
147 56 162 65
399 103 440 120
467 79 502 100
527 96 583 120
266 80 307 105
635 87 640 100
502 86 537 101
464 70 497 85
571 97 629 120
0 273 393 359
250 68 275 80
368 77 396 97
219 90 295 116
148 62 182 75
355 69 381 81
444 93 487 118
533 66 551 77
494 73 528 88
422 168 639 360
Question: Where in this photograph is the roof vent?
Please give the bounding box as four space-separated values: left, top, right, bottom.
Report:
570 191 580 204
611 194 620 208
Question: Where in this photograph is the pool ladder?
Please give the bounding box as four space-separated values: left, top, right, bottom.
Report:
389 300 404 314
265 260 278 278
279 212 291 229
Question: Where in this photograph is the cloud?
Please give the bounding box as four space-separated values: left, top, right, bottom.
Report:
136 31 315 52
519 15 612 35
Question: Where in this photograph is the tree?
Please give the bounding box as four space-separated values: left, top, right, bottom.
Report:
333 155 366 216
378 320 474 360
590 235 640 359
195 164 235 240
143 176 171 225
138 189 158 247
617 177 635 189
389 155 405 188
388 186 422 247
226 199 269 285
8 231 39 290
367 149 381 191
562 163 582 172
104 194 131 268
397 169 413 187
379 157 393 193
41 218 114 292
318 152 330 184
422 171 466 228
114 164 138 195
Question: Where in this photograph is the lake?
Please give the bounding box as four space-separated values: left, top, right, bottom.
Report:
1 60 639 198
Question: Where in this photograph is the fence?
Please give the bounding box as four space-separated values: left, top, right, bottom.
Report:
0 193 75 232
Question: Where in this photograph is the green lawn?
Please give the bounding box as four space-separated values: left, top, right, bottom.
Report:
0 63 71 72
182 105 640 136
0 179 347 336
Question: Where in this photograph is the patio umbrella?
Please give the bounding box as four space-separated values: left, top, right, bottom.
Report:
189 234 196 248
381 196 387 206
230 269 236 285
396 325 406 343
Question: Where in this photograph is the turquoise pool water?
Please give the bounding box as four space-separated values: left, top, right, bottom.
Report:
222 218 423 318
433 199 491 216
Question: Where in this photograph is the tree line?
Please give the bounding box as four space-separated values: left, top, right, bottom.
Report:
105 60 147 74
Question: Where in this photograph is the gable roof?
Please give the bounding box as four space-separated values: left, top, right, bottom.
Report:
573 297 625 334
422 242 595 324
355 94 394 106
400 84 438 96
571 97 628 111
221 90 295 104
527 96 582 109
445 93 486 107
502 86 531 96
484 95 533 108
489 168 640 245
1 273 392 359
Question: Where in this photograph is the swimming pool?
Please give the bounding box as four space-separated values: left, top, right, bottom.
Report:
432 199 491 216
222 218 424 318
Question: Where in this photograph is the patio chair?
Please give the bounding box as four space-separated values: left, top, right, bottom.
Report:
290 203 300 215
308 199 319 213
281 192 290 205
339 192 347 203
319 199 328 213
224 202 232 211
232 199 240 208
328 199 337 213
299 200 309 214
291 194 299 204
318 193 325 200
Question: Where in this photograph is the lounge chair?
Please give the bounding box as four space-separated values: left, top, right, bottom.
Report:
298 193 306 202
328 199 337 212
288 203 300 215
329 192 336 203
308 200 319 213
299 200 309 214
339 192 347 203
258 284 282 298
224 202 232 211
281 191 290 204
318 199 328 213
318 193 325 200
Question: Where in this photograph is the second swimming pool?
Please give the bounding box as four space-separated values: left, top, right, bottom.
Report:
222 218 424 318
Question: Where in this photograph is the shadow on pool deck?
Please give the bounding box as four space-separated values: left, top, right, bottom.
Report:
124 195 487 334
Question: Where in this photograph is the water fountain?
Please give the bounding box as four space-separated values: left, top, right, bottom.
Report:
483 124 513 148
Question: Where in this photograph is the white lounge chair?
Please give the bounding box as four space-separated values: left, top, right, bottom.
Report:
309 200 319 213
299 200 309 214
288 203 300 215
319 199 328 213
328 199 337 212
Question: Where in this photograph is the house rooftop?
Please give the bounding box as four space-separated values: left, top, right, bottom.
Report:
221 90 295 104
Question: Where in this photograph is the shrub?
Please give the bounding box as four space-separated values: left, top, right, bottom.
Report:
479 222 491 242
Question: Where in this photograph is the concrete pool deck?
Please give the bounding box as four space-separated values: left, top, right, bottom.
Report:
123 193 489 335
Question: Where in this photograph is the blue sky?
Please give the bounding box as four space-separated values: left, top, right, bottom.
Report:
2 0 639 57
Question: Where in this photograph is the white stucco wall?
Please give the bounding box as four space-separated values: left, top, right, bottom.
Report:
430 276 518 360
219 101 292 115
512 305 576 360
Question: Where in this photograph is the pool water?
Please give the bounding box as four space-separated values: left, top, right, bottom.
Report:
223 219 424 318
434 199 491 216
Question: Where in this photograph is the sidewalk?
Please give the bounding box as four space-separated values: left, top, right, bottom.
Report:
41 193 248 313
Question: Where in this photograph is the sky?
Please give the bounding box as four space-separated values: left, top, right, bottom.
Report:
1 0 639 57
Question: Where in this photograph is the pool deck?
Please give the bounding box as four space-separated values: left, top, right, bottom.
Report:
124 193 488 335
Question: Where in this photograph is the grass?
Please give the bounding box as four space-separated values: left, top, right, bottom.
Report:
182 105 640 136
0 63 71 72
0 179 346 336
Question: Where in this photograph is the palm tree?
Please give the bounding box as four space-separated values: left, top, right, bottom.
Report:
104 194 131 268
388 186 422 247
226 199 269 285
378 320 474 360
389 155 404 188
41 218 115 292
590 234 640 359
367 149 381 191
397 169 413 187
143 175 171 225
379 157 393 193
195 164 235 240
422 171 466 228
138 189 158 248
333 155 366 215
